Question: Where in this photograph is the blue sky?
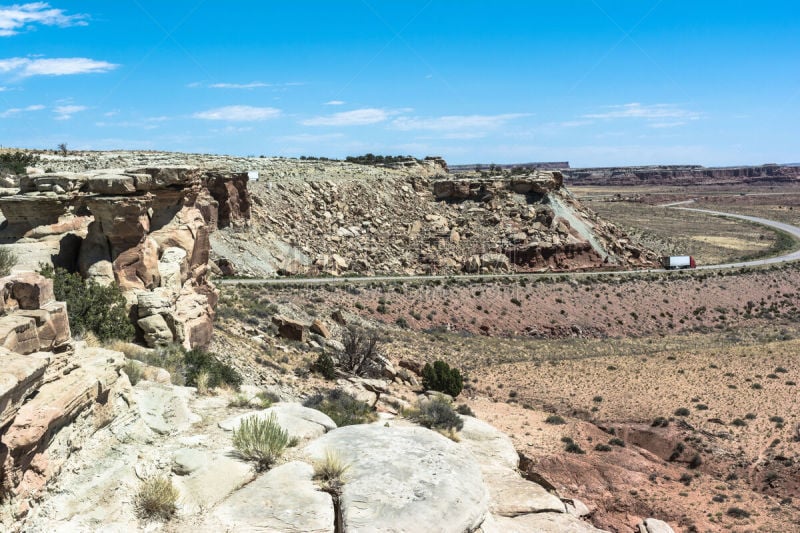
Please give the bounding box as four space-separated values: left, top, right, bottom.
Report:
0 1 798 166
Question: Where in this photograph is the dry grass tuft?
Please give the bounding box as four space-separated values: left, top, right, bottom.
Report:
135 475 179 521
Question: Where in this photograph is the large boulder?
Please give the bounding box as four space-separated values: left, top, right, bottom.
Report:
304 424 489 532
206 461 334 532
219 402 336 440
137 314 173 347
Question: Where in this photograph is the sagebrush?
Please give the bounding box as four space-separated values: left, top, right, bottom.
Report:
232 414 291 470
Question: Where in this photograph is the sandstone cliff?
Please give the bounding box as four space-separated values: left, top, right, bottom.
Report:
0 273 128 516
0 166 251 349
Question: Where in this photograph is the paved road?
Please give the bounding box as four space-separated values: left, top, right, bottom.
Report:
219 207 800 286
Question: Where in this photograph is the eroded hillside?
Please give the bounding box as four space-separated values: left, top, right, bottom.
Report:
22 150 658 277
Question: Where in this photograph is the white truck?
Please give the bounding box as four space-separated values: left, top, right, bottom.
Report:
661 256 696 269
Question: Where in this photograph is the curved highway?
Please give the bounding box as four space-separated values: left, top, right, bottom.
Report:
219 206 800 286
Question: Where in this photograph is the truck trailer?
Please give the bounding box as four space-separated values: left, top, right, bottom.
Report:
661 256 696 269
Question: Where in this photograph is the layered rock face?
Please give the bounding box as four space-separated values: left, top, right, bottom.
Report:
214 168 656 277
0 273 127 515
0 167 250 348
563 164 800 186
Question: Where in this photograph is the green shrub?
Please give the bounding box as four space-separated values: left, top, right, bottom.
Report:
594 443 612 452
651 417 669 427
609 437 626 447
674 407 690 417
183 348 242 389
565 442 585 454
455 403 475 417
726 507 750 519
135 475 179 520
123 360 143 386
312 352 336 380
409 395 464 431
688 453 703 469
232 413 291 471
0 248 16 277
422 360 463 397
545 415 566 425
0 151 38 175
41 265 134 341
303 389 376 426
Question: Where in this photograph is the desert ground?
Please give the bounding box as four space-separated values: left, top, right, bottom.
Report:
215 184 800 532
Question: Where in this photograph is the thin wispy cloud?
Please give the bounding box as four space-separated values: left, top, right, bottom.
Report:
95 116 169 129
54 104 86 120
0 57 118 77
188 81 304 89
390 113 531 131
324 100 345 106
193 105 281 121
584 103 702 121
209 82 269 89
303 108 399 126
0 103 43 118
0 2 87 37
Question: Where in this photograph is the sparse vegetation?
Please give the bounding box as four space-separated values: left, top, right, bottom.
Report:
135 475 179 520
0 248 16 277
545 415 566 425
303 389 376 426
313 450 350 493
311 352 336 380
232 413 291 471
407 395 464 431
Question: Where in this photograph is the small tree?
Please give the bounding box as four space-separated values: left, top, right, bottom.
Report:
422 360 463 397
340 325 382 376
57 143 68 156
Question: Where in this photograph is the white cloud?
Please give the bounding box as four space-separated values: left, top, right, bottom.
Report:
324 100 345 106
193 105 281 121
302 108 396 126
390 113 530 131
583 103 702 121
0 86 7 91
0 56 118 77
53 104 86 120
190 81 303 90
0 102 43 117
0 2 87 37
209 82 269 89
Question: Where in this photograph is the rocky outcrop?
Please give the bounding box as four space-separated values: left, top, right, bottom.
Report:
433 171 563 200
0 167 251 349
0 274 127 516
17 150 658 276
